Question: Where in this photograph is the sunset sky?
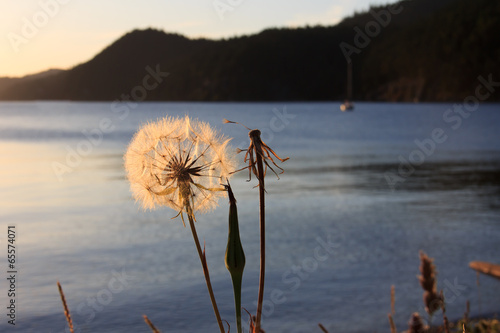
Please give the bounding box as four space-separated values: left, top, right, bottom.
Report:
1 0 385 77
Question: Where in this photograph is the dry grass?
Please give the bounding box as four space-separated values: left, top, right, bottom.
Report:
55 250 499 333
391 285 396 316
143 315 161 333
57 281 74 333
408 312 427 333
418 251 443 316
318 323 329 332
388 313 397 333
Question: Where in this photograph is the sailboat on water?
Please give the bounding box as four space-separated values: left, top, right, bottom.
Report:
340 60 354 112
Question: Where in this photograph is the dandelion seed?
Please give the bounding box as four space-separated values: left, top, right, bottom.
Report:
125 115 237 219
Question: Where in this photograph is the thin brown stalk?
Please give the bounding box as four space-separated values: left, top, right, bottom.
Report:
388 313 397 333
247 312 266 333
391 285 396 316
475 269 481 312
463 300 470 330
254 149 266 333
57 281 74 333
143 315 161 333
186 206 225 333
443 314 450 333
440 290 450 333
318 323 329 333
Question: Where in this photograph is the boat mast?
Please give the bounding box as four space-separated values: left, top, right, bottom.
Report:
347 60 352 101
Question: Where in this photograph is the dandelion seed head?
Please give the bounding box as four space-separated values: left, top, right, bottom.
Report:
226 120 289 184
125 116 238 215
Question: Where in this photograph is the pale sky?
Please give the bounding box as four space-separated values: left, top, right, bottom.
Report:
1 0 386 77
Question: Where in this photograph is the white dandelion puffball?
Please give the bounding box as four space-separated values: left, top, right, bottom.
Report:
125 115 237 213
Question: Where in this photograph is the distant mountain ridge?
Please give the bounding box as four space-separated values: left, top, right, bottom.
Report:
0 68 65 94
0 0 498 102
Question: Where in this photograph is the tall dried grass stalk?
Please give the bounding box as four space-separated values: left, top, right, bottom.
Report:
440 291 451 333
463 300 470 330
318 323 329 333
143 315 161 333
466 300 470 319
443 314 450 333
57 282 74 333
391 285 396 316
418 251 442 316
476 271 482 313
388 313 397 333
247 312 266 333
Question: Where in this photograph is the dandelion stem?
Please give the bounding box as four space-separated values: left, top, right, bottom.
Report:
186 205 225 333
254 149 266 333
226 123 288 333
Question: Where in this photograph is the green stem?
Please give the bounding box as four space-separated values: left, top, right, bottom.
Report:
254 151 266 333
186 206 225 333
225 185 245 333
231 273 243 333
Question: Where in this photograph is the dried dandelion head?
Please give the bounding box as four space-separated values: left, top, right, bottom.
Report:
223 119 289 185
125 116 237 219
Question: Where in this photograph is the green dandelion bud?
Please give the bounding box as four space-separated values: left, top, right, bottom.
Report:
224 182 245 333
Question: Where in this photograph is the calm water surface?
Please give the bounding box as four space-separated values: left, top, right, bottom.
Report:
0 101 499 332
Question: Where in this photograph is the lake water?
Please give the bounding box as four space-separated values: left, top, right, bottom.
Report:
0 101 499 333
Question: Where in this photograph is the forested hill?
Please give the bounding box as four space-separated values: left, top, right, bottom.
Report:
0 0 498 102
